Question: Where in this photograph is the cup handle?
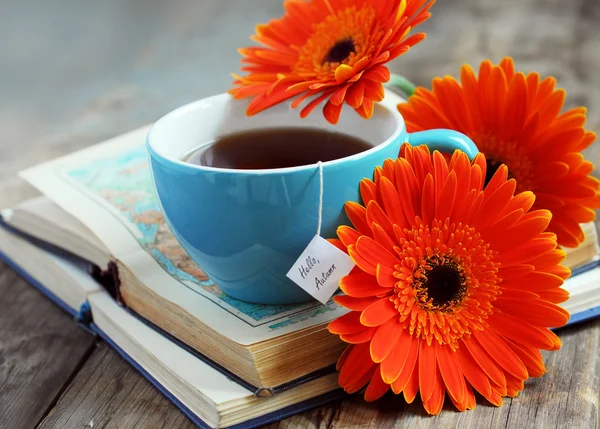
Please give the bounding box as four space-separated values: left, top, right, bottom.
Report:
406 129 479 160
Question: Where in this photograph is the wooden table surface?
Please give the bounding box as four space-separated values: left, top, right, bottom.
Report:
1 0 599 428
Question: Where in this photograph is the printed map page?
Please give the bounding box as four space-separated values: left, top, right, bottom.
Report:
21 126 348 344
66 146 340 327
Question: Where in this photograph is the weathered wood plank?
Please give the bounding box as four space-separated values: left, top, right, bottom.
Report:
37 342 196 429
1 0 599 427
261 403 342 429
0 263 97 429
37 321 597 429
304 319 599 429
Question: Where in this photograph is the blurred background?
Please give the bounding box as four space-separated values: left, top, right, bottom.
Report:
1 0 599 207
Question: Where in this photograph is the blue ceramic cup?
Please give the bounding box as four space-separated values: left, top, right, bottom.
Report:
147 92 478 305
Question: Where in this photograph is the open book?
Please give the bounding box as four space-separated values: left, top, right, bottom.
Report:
11 127 349 394
0 226 343 428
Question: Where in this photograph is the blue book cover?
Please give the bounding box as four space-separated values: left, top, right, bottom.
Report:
0 240 346 429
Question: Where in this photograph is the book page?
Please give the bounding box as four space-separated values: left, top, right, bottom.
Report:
561 267 600 315
20 127 348 344
91 290 340 427
0 226 101 310
89 292 252 406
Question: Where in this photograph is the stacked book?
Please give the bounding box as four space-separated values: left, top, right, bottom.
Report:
1 126 599 428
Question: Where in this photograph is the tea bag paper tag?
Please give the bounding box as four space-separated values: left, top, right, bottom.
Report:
286 235 355 304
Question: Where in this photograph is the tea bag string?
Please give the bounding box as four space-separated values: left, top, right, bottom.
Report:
316 161 323 236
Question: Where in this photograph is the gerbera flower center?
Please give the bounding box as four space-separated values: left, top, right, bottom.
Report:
324 39 356 64
293 6 382 79
473 133 535 192
414 256 466 311
391 218 500 349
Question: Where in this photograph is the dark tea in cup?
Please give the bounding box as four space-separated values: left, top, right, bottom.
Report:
182 127 373 169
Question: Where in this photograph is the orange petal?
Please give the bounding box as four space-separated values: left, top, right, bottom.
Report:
486 313 555 349
390 336 420 394
435 342 466 405
432 150 450 197
475 178 516 230
348 244 377 275
366 200 395 241
345 81 365 109
363 80 385 102
355 98 375 119
360 179 378 206
420 174 436 225
450 382 476 411
372 223 396 255
363 65 391 82
505 372 525 397
336 345 352 371
489 215 551 253
535 288 570 304
456 344 494 401
380 329 413 382
470 154 486 191
435 170 457 221
329 84 351 106
496 289 539 301
418 339 437 402
500 271 564 292
496 238 557 266
402 357 420 404
376 264 397 289
497 264 535 280
355 235 400 269
345 364 378 394
338 342 376 388
364 367 390 402
505 339 546 378
341 326 378 344
473 329 528 380
527 249 566 270
327 239 346 254
542 265 571 280
482 209 525 245
334 295 379 311
335 64 356 83
323 100 343 124
461 337 506 387
300 91 334 118
344 201 371 236
360 297 397 327
422 365 445 416
337 225 361 249
339 269 388 297
328 311 364 335
370 317 405 363
494 298 570 327
380 159 396 183
500 191 536 217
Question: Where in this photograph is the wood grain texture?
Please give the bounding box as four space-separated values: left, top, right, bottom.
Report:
285 319 600 429
37 342 196 429
0 263 96 429
0 0 599 428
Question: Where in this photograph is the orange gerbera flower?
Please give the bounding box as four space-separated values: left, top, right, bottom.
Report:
229 0 434 124
328 144 570 414
398 57 600 247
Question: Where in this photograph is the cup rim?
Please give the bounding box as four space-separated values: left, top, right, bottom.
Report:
147 91 406 175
